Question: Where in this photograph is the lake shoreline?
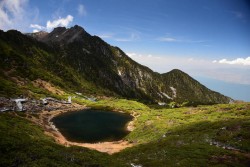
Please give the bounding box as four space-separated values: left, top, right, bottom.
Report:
28 103 135 154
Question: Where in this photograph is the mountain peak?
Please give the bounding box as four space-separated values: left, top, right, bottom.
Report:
51 27 67 34
168 69 184 74
52 25 85 34
162 69 186 76
72 25 84 30
33 25 89 44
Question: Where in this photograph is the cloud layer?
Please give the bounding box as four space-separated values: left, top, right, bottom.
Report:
157 37 178 42
0 0 28 31
98 32 140 42
30 15 74 32
213 57 250 66
0 0 75 32
47 15 73 30
157 36 205 43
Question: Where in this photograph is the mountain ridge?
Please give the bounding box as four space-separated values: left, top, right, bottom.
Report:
0 25 232 105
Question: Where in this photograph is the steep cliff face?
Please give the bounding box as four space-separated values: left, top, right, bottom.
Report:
0 26 231 104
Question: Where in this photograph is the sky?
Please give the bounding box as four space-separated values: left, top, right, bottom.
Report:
0 0 250 101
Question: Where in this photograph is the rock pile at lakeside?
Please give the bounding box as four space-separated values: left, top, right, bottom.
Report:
0 97 72 112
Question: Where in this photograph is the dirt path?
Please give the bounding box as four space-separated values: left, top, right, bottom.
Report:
28 103 135 154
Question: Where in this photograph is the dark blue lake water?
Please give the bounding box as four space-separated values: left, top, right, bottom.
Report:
51 109 133 143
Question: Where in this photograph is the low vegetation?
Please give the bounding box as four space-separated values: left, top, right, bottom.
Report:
0 113 127 167
1 98 249 166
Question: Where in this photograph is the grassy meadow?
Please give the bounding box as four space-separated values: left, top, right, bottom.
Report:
0 97 249 166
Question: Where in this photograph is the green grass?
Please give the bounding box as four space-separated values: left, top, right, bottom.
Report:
0 99 249 166
77 99 250 166
115 118 249 166
127 104 249 166
0 113 128 167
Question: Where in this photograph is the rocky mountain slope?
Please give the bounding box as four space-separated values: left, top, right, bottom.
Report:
0 25 231 105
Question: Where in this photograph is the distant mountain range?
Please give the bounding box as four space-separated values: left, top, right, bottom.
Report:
0 25 232 105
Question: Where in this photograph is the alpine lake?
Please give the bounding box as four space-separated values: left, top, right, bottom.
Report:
51 109 133 143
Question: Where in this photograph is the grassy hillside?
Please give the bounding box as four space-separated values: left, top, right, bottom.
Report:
116 103 250 166
0 113 127 167
0 28 231 104
1 99 249 166
0 30 116 99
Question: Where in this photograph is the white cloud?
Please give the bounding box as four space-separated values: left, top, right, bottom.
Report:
77 4 86 16
127 53 137 57
158 37 178 42
98 33 114 39
30 15 74 32
46 15 73 31
96 26 141 42
30 24 45 30
157 36 205 43
98 32 140 42
0 0 28 31
32 29 39 33
213 57 250 66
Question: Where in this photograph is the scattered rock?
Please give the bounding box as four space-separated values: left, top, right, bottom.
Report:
0 96 73 112
209 140 240 151
221 127 227 130
131 163 143 167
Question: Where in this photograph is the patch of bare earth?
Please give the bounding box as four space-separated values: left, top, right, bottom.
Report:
32 79 65 95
